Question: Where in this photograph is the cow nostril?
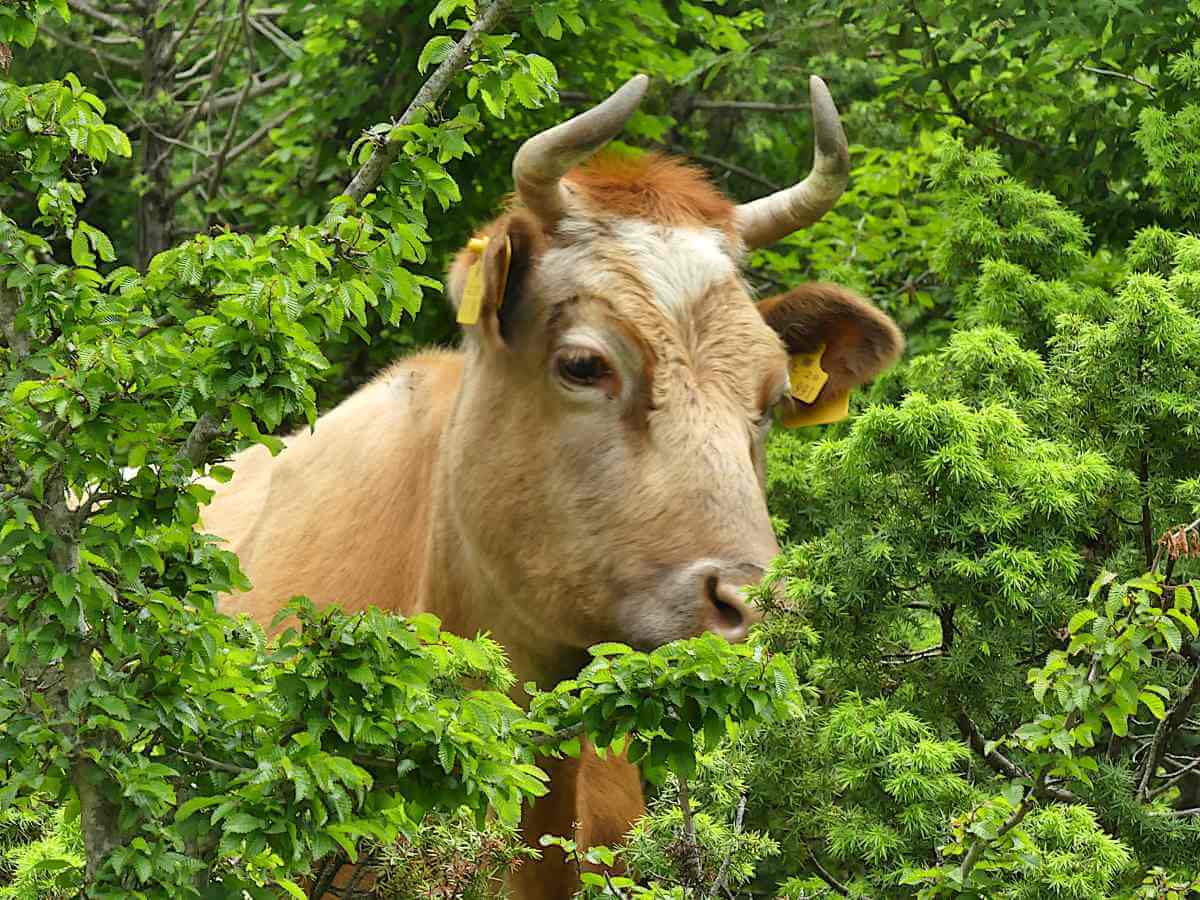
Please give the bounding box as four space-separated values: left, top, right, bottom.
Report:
705 575 746 633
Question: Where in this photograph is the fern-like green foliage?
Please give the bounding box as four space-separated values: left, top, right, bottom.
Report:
0 800 82 899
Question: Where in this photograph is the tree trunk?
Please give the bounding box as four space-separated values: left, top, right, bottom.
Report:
137 10 177 269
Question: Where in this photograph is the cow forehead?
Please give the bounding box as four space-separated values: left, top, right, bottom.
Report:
538 215 743 322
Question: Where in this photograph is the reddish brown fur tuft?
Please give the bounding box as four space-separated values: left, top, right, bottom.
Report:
564 152 736 232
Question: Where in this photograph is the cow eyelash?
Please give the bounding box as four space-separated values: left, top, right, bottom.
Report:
556 351 611 387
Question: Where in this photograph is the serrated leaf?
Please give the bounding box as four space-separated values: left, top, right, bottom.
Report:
417 35 454 74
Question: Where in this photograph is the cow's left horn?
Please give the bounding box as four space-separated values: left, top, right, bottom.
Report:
733 75 850 249
512 74 649 226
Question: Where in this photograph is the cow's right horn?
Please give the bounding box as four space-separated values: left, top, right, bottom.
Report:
733 75 850 249
512 74 649 227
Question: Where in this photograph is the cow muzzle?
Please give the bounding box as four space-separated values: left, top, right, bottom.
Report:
618 558 771 649
695 560 767 642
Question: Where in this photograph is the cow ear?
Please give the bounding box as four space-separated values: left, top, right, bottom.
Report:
447 211 543 347
757 283 903 427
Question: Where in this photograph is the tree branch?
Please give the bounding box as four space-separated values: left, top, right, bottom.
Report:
40 26 140 70
667 144 782 192
1137 664 1200 802
675 776 704 888
187 71 289 116
170 746 249 775
808 850 850 897
691 98 809 112
0 283 31 362
68 0 135 33
340 0 514 203
178 410 222 469
168 104 298 203
959 784 1037 883
1081 65 1155 92
955 709 1078 803
163 0 214 66
707 794 746 899
529 721 585 747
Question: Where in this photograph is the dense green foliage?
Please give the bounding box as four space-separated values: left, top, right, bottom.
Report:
4 0 1200 897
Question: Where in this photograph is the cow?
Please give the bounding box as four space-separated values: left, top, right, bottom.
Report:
201 74 903 899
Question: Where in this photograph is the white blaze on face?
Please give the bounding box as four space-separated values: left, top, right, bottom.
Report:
539 216 740 320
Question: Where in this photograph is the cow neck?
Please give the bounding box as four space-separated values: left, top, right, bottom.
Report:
417 365 591 702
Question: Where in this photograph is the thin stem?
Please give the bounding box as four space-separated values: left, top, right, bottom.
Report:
675 777 704 888
958 784 1037 882
1137 665 1200 802
808 850 850 897
707 794 747 899
1081 65 1155 92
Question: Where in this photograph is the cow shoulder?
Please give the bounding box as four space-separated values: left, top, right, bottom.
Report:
203 350 465 626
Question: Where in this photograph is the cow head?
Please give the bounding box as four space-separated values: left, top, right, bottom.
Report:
441 76 901 673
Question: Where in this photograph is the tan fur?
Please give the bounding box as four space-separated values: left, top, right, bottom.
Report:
204 154 902 900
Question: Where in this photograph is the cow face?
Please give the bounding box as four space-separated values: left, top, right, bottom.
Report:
440 77 902 674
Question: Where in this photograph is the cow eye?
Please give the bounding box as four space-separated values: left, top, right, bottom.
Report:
557 351 611 387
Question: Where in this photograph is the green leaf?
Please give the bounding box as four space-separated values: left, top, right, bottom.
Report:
588 643 634 657
417 35 455 74
1102 706 1129 737
71 229 95 268
175 795 223 823
1067 609 1097 634
223 812 262 834
1139 690 1167 720
51 571 75 603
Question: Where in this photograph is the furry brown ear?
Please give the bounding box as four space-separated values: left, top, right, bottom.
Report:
446 210 544 346
758 283 903 422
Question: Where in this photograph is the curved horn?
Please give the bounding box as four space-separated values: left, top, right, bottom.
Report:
734 75 850 249
512 74 649 226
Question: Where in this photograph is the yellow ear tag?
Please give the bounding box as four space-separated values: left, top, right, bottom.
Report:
778 342 852 427
778 390 850 428
457 237 490 326
788 342 829 403
456 236 512 326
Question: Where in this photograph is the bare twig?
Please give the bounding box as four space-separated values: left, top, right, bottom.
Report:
954 709 1078 803
675 777 704 887
1137 664 1200 802
187 71 289 115
164 12 242 163
170 745 249 775
169 104 297 202
67 0 134 33
707 794 747 899
667 144 782 192
163 0 214 66
40 26 139 69
1149 755 1200 800
202 2 258 198
808 850 850 896
1081 65 1155 92
341 0 514 202
880 647 943 664
692 98 809 112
